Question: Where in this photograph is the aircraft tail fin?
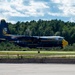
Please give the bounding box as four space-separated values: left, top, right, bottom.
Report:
0 20 10 37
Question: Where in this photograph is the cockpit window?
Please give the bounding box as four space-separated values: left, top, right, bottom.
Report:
58 38 63 40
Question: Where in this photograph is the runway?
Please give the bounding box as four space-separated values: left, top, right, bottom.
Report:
0 64 75 75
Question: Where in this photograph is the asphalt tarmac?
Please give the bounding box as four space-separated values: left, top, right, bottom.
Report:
0 64 75 75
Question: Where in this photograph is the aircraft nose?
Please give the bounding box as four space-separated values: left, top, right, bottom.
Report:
62 39 68 47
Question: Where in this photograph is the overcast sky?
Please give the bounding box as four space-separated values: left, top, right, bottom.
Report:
0 0 75 23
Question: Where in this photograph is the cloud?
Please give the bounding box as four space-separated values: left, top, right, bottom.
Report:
0 16 7 21
48 12 61 16
51 0 75 4
0 0 49 21
70 17 75 22
44 0 75 22
50 0 75 17
0 0 75 23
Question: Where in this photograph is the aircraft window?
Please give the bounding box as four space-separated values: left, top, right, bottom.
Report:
58 38 63 40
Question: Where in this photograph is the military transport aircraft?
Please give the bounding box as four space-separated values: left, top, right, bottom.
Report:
0 20 68 48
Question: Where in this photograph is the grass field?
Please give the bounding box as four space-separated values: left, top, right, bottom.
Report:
0 51 75 59
0 51 75 55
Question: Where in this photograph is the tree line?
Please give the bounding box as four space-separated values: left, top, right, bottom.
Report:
8 19 75 45
0 19 75 51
